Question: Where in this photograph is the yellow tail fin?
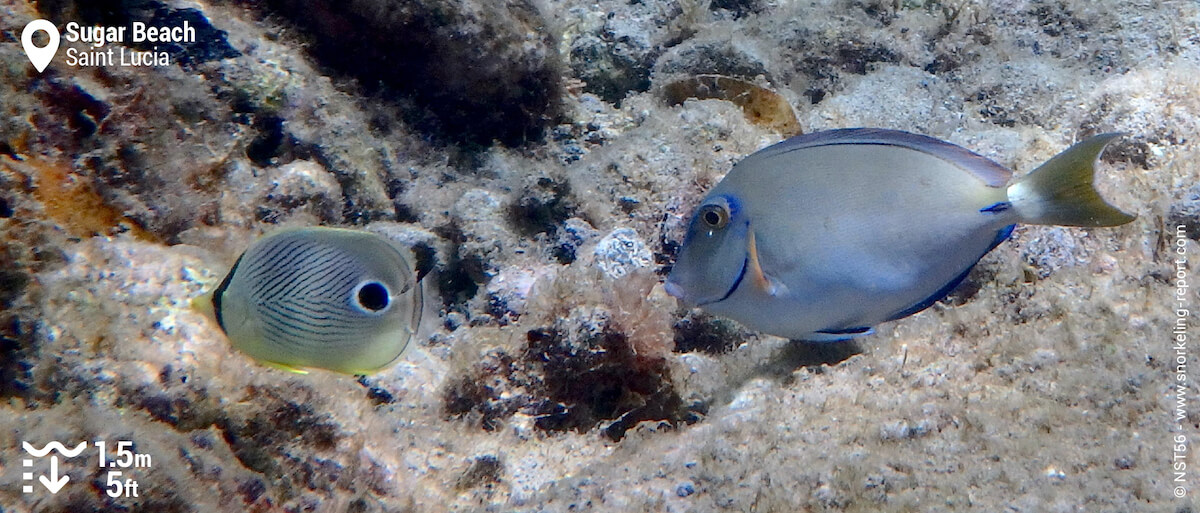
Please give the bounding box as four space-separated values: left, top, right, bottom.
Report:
1007 133 1136 227
191 291 217 320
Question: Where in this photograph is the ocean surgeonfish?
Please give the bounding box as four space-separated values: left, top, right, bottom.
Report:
665 128 1136 341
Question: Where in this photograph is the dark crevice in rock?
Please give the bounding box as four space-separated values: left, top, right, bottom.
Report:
262 0 563 148
246 115 289 167
508 177 577 238
455 455 503 491
709 0 764 19
433 224 486 308
0 315 35 400
33 79 110 145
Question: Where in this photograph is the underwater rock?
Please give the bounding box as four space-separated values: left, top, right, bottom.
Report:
660 74 801 136
523 312 693 441
708 0 765 20
593 228 654 280
445 189 511 298
672 311 744 355
549 217 601 265
455 454 504 491
508 176 579 238
256 160 343 224
12 70 237 241
1169 183 1200 241
565 0 688 105
265 0 563 147
655 38 773 84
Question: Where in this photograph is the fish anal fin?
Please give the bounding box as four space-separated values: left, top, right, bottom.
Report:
260 360 310 374
885 224 1014 323
807 326 874 342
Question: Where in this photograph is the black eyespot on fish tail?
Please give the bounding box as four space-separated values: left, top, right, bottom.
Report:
212 254 244 333
357 282 390 312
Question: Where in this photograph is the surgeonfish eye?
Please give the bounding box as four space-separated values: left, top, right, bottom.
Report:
354 280 391 313
700 204 730 229
666 194 748 306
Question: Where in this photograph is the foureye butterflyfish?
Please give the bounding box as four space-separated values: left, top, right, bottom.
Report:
665 128 1136 341
205 227 423 374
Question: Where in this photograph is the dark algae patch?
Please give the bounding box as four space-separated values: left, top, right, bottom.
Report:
525 325 690 440
262 0 563 147
444 322 701 440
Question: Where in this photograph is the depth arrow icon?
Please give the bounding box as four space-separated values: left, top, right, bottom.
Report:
39 456 68 494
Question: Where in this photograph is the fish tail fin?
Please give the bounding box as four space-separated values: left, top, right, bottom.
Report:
191 291 216 320
1007 133 1136 227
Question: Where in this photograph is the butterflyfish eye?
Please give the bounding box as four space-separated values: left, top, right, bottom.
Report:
700 204 729 229
355 281 390 312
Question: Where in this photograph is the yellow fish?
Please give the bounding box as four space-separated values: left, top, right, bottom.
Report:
199 227 423 374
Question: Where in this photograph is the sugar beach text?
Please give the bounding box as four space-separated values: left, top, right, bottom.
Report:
63 21 196 48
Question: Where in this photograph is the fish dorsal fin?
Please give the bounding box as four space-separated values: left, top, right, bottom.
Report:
756 128 1013 187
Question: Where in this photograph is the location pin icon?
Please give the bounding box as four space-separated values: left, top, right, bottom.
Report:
22 20 60 73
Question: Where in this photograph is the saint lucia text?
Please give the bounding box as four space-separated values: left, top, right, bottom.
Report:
65 46 171 67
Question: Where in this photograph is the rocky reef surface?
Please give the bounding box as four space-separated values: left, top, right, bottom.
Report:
1 0 1198 511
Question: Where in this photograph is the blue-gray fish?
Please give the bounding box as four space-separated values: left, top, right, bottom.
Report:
207 227 423 374
665 128 1135 341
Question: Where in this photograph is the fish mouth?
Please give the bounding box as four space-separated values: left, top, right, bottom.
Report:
667 256 747 308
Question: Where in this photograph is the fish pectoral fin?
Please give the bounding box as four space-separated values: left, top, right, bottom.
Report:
259 360 310 374
808 326 875 342
745 230 788 297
